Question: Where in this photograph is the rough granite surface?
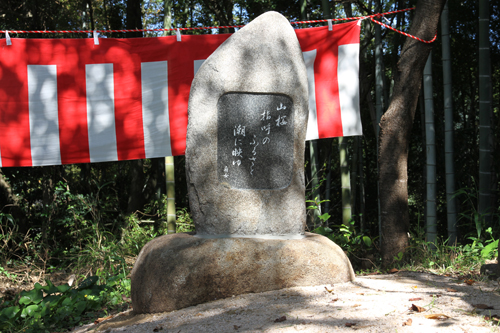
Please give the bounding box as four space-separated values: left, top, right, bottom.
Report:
185 11 309 237
131 232 355 314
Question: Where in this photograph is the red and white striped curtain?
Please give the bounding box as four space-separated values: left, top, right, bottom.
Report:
0 21 361 167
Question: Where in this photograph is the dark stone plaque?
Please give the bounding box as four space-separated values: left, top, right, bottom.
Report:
217 93 294 190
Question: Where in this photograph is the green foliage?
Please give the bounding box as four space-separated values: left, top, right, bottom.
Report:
0 272 131 333
305 197 330 229
0 265 17 283
143 195 195 233
399 224 498 274
312 220 375 256
176 207 195 233
453 187 500 241
119 214 159 256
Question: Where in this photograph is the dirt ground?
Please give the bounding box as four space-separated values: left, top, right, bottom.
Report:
70 268 500 333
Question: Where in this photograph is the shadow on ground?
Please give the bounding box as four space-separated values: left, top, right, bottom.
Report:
77 267 500 333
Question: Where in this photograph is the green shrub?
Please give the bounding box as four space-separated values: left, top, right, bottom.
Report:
0 273 130 333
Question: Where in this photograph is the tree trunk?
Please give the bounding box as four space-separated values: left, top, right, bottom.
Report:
441 1 458 244
350 136 360 222
164 0 172 33
126 0 143 37
423 52 437 245
302 0 321 225
321 1 334 221
324 140 332 219
165 156 176 233
127 159 145 214
339 3 353 226
478 0 494 225
163 0 176 234
125 0 145 214
378 0 446 267
309 140 321 225
339 137 352 224
200 0 234 33
374 0 384 244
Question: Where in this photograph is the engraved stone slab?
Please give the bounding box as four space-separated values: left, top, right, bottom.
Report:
217 93 293 190
185 11 309 237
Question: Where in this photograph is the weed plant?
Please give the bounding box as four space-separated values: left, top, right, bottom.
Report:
306 195 498 276
0 271 130 332
398 224 499 276
397 188 500 276
0 191 197 332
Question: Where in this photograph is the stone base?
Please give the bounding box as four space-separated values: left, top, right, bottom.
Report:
131 232 355 314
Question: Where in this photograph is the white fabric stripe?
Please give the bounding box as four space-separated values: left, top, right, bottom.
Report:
85 63 118 162
303 50 319 141
27 65 62 166
194 60 205 76
141 61 172 158
338 44 362 136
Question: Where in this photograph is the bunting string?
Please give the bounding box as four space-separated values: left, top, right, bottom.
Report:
1 7 436 44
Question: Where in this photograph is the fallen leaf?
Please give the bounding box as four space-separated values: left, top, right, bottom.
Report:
329 298 339 303
153 325 163 332
484 315 500 322
233 325 241 330
345 322 356 327
356 293 365 295
94 314 114 324
410 304 426 312
324 286 334 293
464 279 475 285
473 304 494 309
274 316 286 322
409 298 422 301
430 294 442 298
195 313 203 317
352 304 361 308
425 314 450 320
402 318 412 326
388 268 399 274
446 288 457 292
367 271 380 275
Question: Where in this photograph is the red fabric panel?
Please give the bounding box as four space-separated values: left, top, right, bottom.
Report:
49 39 92 164
0 39 32 166
160 34 230 156
106 39 146 160
0 22 359 166
297 21 360 137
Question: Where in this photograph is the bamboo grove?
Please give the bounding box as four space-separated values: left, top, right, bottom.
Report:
0 0 498 268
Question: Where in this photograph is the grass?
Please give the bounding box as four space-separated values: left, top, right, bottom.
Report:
0 208 195 333
352 225 499 281
1 204 498 332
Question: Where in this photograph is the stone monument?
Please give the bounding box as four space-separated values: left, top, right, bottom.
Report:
131 11 355 314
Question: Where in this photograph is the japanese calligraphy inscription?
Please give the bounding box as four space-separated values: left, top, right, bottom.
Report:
185 10 309 237
217 93 293 190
